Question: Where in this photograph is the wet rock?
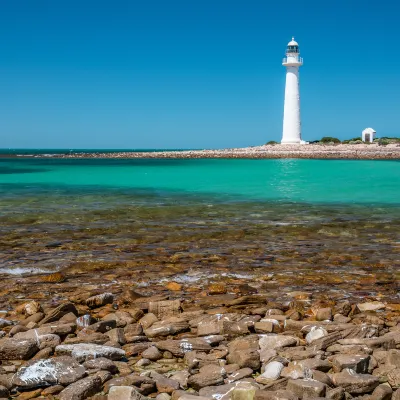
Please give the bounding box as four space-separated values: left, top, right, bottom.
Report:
58 375 102 400
145 319 189 338
149 300 181 320
150 371 180 394
83 357 118 373
287 379 327 398
39 302 78 325
331 370 380 394
0 338 39 360
12 356 86 389
357 302 386 312
86 292 114 308
331 354 370 373
142 346 163 361
108 386 149 400
55 343 125 361
155 338 211 357
370 384 393 400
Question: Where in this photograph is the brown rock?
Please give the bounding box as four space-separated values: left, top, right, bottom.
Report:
13 356 86 389
41 385 64 395
106 328 126 345
326 387 345 400
86 293 114 308
142 346 163 361
208 284 227 295
155 338 211 357
387 368 400 389
58 375 102 400
0 338 39 360
123 342 153 357
165 282 182 291
371 384 393 400
39 302 78 325
16 388 42 399
287 379 327 398
331 370 380 394
139 313 158 329
145 319 189 338
315 307 333 321
88 319 117 333
149 300 181 320
83 357 118 373
187 369 225 390
150 371 180 394
331 354 370 373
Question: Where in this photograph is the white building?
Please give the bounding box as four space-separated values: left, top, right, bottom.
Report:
362 128 376 143
281 37 304 144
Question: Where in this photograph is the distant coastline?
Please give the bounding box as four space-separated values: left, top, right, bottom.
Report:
1 143 400 160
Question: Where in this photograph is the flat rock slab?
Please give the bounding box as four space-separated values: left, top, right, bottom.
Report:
0 338 39 360
12 356 86 389
287 378 327 398
55 343 125 362
331 354 370 373
58 375 102 400
259 335 298 350
155 338 211 357
331 370 380 394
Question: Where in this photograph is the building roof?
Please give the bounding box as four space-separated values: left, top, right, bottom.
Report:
288 37 299 46
362 127 376 134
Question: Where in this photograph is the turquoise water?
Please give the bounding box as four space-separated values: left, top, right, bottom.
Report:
0 158 399 204
0 157 399 301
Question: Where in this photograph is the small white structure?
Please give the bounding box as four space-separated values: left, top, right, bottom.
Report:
362 128 376 143
281 37 303 144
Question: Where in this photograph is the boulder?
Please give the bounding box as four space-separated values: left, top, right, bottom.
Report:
331 370 380 394
331 354 370 373
12 356 86 389
58 375 102 400
287 379 327 398
55 343 125 362
39 302 78 325
0 338 39 360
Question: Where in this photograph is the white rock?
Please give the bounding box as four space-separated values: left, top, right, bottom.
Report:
305 327 328 344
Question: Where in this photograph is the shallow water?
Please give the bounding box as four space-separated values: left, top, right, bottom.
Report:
0 158 399 302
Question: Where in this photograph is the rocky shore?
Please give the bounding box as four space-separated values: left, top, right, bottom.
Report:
28 143 400 160
1 282 399 400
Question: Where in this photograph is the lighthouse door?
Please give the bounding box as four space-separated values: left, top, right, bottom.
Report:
365 133 370 142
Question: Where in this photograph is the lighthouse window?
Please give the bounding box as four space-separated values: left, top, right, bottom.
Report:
287 46 299 53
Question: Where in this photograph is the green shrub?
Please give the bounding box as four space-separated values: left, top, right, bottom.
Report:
378 138 390 146
320 136 341 144
266 141 278 145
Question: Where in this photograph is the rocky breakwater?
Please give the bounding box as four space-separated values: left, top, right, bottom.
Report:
49 143 400 160
0 292 399 400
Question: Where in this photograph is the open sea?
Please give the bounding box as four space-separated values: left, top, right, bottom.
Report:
0 153 399 301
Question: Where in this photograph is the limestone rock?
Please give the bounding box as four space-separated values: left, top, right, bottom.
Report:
331 354 370 373
149 300 181 320
155 338 211 357
86 293 114 308
58 375 102 400
287 379 327 398
331 370 380 394
12 356 86 389
259 335 298 350
39 302 78 325
0 338 39 360
55 343 125 361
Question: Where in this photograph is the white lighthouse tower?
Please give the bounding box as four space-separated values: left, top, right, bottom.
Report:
281 37 303 144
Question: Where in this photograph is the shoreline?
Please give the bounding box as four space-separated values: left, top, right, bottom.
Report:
2 143 400 160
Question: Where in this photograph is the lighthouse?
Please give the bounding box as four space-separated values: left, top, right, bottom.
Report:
281 37 303 144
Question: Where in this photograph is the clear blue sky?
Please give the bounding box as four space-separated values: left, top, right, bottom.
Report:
0 0 398 149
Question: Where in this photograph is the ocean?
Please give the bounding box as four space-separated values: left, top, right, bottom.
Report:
0 156 399 301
